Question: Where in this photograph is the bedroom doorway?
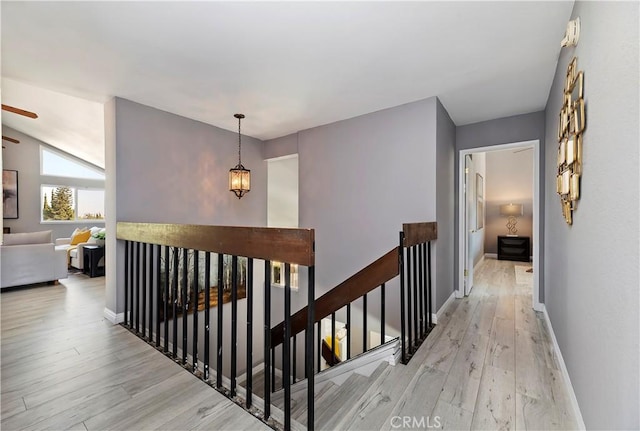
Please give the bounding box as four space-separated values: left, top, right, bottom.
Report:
457 140 541 310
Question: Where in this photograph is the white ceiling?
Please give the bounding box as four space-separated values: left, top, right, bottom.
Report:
1 1 574 167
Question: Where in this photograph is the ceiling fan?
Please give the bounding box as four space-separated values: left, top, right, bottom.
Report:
1 103 38 148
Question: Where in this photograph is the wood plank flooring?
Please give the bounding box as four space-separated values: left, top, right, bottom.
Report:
0 275 269 431
333 258 580 430
1 259 579 430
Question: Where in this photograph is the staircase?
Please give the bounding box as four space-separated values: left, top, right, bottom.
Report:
117 220 438 430
272 361 392 430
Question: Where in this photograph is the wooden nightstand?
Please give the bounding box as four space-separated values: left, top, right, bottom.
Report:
497 236 530 262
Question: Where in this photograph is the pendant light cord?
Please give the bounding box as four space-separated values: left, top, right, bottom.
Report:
237 116 242 166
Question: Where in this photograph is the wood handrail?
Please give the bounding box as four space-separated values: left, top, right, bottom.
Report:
116 222 315 266
402 222 437 247
271 247 399 348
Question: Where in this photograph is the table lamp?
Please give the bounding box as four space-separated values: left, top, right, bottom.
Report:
500 203 523 236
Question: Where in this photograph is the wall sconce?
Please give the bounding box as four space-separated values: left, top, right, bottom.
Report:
500 203 523 236
561 17 580 48
229 113 250 199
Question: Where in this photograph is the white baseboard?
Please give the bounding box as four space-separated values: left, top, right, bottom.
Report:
540 304 586 430
432 291 456 325
103 308 124 324
473 255 485 272
484 253 498 259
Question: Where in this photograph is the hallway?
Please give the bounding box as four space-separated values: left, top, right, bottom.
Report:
337 258 580 430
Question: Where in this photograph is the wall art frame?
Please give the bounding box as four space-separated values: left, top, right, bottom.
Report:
2 170 19 219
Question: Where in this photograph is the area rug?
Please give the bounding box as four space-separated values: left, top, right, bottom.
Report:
514 264 533 285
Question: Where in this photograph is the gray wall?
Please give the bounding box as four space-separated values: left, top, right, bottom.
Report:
297 97 442 338
264 133 298 160
435 99 456 308
455 111 545 301
113 98 270 374
543 2 639 429
1 126 105 240
114 98 267 311
485 149 533 254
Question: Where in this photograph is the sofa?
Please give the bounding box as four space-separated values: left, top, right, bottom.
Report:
1 230 68 289
56 227 105 271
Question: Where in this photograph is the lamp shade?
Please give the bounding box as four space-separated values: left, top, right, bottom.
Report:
229 165 250 199
500 203 523 216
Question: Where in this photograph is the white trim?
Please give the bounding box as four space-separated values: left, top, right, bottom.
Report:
457 140 542 311
432 290 456 324
103 307 124 324
274 339 400 397
473 255 485 272
540 305 586 430
484 253 498 259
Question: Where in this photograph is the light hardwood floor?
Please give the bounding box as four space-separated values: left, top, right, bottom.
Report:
0 274 270 431
335 258 580 430
1 259 579 430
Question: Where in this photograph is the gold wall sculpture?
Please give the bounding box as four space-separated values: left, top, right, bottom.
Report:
557 57 586 225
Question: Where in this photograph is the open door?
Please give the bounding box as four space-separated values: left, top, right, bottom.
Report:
464 154 475 296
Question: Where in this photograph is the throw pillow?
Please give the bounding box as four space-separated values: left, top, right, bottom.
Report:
70 229 91 245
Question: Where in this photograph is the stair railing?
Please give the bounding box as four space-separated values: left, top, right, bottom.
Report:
270 221 437 381
117 222 316 431
399 222 437 363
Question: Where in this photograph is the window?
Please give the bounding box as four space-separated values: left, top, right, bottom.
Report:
41 186 104 221
40 146 105 223
41 147 104 179
271 262 299 290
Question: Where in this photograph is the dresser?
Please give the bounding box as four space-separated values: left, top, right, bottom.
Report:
497 236 530 262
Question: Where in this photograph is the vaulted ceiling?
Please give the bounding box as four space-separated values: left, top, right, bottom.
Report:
1 1 574 168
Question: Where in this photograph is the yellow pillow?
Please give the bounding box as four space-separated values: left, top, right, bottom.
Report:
70 229 91 245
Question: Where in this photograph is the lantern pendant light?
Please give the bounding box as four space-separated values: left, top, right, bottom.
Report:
229 113 250 199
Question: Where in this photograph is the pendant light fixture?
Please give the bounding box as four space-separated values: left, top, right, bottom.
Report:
229 113 250 199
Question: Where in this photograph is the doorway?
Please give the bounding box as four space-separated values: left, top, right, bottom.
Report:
457 140 542 310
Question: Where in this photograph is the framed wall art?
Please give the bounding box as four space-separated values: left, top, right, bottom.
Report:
2 170 19 219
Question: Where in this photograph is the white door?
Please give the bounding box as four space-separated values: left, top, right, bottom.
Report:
464 155 475 296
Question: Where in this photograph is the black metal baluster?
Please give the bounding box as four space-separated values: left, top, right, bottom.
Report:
307 265 315 431
204 252 211 381
381 283 385 345
427 242 433 328
230 256 238 396
283 263 291 431
135 242 140 334
182 249 188 365
172 247 178 359
149 244 154 343
418 243 424 339
142 243 147 339
155 244 161 348
263 260 271 420
216 253 223 389
316 321 321 373
331 312 336 366
124 241 129 327
406 244 412 355
399 232 407 364
412 245 418 347
164 246 169 353
363 293 367 353
246 258 254 408
346 303 351 360
192 250 199 373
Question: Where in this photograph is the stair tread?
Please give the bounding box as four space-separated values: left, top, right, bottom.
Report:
315 373 370 426
291 381 339 422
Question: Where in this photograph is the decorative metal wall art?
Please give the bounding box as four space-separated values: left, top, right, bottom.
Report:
557 57 586 224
